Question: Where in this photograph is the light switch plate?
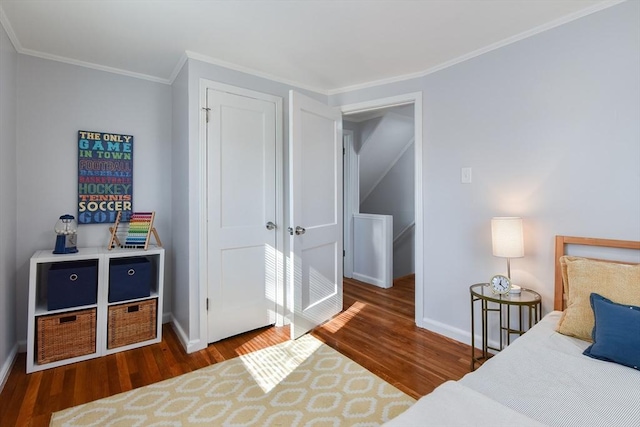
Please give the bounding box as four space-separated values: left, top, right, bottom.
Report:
461 167 472 184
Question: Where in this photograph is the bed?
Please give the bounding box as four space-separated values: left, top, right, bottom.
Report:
385 236 640 427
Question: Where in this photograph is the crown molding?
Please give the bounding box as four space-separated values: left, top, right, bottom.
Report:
1 0 626 92
168 52 189 84
0 2 170 84
328 0 627 95
20 47 171 84
0 5 22 52
183 51 328 95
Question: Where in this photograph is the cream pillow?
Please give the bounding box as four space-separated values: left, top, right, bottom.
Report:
556 256 640 341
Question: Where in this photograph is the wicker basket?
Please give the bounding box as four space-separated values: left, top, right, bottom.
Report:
37 308 96 365
108 299 157 349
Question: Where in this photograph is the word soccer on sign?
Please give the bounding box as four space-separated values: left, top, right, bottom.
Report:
77 130 133 224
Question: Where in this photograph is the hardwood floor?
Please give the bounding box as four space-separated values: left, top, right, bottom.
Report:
315 276 475 399
0 276 476 426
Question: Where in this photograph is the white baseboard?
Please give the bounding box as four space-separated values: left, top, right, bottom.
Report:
422 317 472 345
170 315 205 354
421 317 500 351
352 272 391 289
0 343 18 393
162 312 172 324
170 314 190 350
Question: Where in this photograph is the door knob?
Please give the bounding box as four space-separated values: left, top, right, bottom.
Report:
295 226 306 235
266 221 277 230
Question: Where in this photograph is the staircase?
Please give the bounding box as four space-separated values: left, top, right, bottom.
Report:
358 112 414 204
356 111 415 279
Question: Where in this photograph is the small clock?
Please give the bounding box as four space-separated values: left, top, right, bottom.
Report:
490 274 512 295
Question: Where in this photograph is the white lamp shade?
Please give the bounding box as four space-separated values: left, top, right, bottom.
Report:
491 217 524 258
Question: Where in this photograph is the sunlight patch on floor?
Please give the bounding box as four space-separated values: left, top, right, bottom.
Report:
320 301 367 333
239 335 322 393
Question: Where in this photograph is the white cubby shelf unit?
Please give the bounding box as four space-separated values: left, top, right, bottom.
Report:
27 246 164 373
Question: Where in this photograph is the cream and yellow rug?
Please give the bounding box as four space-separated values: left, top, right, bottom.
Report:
50 335 415 426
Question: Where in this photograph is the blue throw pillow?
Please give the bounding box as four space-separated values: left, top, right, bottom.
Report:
583 293 640 370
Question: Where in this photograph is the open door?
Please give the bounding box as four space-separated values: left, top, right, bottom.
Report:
289 91 343 339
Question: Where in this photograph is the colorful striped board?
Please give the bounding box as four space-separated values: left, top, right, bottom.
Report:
108 211 162 250
124 212 155 249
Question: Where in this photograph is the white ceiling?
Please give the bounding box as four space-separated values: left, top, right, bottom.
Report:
0 0 621 94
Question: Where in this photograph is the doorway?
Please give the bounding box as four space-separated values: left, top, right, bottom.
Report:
341 92 424 327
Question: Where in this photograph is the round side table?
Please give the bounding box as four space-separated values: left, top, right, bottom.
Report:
470 283 542 371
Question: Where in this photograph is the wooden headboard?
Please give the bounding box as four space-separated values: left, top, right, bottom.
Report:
554 236 640 311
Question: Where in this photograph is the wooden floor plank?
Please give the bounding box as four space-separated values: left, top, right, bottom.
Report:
0 276 477 426
0 358 25 427
105 354 122 397
114 351 132 393
32 368 53 419
15 371 42 426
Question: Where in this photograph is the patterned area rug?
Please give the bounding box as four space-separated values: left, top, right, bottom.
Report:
50 335 415 426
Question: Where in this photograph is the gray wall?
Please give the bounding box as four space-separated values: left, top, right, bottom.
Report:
170 62 190 342
15 56 173 344
331 0 640 343
0 21 17 387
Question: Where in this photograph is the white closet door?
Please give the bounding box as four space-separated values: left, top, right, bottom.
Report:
207 88 277 343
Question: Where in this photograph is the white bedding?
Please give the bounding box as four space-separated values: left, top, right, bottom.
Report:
384 380 546 427
385 312 640 426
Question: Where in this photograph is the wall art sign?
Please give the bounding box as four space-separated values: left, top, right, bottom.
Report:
77 130 133 224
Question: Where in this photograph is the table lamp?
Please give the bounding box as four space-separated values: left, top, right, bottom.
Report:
491 217 524 279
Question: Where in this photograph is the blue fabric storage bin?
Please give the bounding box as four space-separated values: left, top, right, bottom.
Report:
109 257 151 303
47 260 98 310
